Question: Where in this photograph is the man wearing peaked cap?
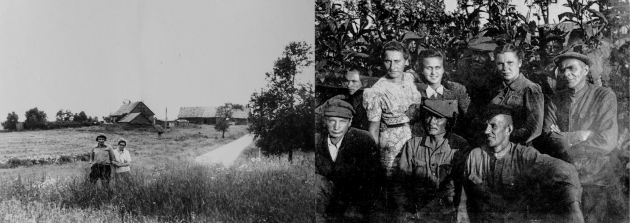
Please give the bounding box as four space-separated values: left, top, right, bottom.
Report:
394 100 470 222
316 99 385 222
543 51 622 222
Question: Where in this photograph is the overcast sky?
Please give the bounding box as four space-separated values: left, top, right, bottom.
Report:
0 0 314 122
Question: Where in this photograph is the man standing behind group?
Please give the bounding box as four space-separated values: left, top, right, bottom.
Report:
544 52 622 222
316 99 384 222
316 69 369 132
489 44 544 145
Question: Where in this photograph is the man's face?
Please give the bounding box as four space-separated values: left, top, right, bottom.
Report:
421 57 444 86
326 116 351 140
558 58 589 90
97 137 106 144
118 143 126 150
424 113 447 136
545 40 563 57
383 50 408 79
484 115 512 147
495 52 522 82
344 71 362 95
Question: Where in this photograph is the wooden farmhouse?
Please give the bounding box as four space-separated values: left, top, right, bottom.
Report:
110 101 155 125
177 107 249 125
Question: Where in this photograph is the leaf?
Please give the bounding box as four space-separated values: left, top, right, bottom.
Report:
558 12 576 21
586 8 608 23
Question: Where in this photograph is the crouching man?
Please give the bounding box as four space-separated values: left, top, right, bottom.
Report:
460 106 584 222
394 100 470 222
316 99 385 222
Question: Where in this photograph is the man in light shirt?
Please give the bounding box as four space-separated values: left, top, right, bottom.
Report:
112 138 132 182
316 99 384 222
89 133 115 187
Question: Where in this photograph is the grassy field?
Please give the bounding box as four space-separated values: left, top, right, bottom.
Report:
0 125 314 222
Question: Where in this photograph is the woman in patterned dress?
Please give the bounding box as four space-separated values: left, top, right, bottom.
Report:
364 41 423 175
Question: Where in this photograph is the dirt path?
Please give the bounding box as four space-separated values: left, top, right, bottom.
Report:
194 134 254 166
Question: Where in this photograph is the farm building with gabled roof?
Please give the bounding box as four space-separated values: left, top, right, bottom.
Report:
110 101 155 124
118 113 153 125
177 106 249 125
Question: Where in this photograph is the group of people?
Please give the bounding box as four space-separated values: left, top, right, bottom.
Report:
316 41 623 222
90 133 132 187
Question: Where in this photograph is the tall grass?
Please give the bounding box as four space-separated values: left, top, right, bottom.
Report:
0 153 315 223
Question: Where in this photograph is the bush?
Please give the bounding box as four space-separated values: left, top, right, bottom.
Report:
1 112 19 131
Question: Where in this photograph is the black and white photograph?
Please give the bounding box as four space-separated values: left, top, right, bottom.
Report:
0 1 314 222
315 0 629 222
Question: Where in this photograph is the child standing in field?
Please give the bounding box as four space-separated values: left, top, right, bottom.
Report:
112 138 132 182
89 133 115 187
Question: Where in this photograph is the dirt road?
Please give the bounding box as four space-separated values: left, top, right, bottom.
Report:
195 134 254 166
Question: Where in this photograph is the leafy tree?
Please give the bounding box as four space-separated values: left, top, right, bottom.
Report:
24 107 47 130
214 103 244 138
1 112 19 131
56 109 64 122
93 116 99 123
249 41 314 161
79 111 88 123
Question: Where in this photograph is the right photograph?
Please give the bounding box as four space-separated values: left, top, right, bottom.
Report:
314 0 630 222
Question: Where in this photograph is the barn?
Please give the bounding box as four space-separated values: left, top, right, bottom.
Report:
110 101 155 125
177 106 249 125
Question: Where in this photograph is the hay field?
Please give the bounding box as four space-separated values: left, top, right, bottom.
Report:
0 124 248 180
0 124 314 222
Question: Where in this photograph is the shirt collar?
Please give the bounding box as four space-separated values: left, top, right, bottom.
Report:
421 135 449 153
503 73 526 91
426 85 444 98
327 135 344 149
571 82 589 99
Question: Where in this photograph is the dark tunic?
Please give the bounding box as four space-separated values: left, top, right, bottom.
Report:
461 143 582 222
543 83 619 186
394 133 470 220
489 74 545 144
316 127 384 213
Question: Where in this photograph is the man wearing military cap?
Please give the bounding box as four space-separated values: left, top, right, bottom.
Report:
394 100 470 222
316 99 384 222
543 51 622 222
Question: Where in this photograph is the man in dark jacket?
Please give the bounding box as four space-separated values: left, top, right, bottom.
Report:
316 99 384 222
543 52 623 223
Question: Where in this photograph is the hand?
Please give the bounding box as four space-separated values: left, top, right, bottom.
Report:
575 130 592 142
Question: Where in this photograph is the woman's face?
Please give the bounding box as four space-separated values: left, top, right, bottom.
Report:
421 57 444 87
383 50 408 79
494 52 522 82
118 143 126 150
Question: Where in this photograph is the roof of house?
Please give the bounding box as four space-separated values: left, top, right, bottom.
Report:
178 107 250 119
111 101 155 117
178 107 218 118
118 113 152 124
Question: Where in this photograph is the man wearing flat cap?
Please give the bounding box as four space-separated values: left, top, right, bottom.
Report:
543 52 622 222
316 99 384 222
459 106 584 222
394 100 470 222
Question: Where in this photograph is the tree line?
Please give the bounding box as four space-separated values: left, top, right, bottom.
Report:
1 108 110 131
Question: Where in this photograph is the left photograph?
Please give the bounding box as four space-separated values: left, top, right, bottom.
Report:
0 1 315 222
